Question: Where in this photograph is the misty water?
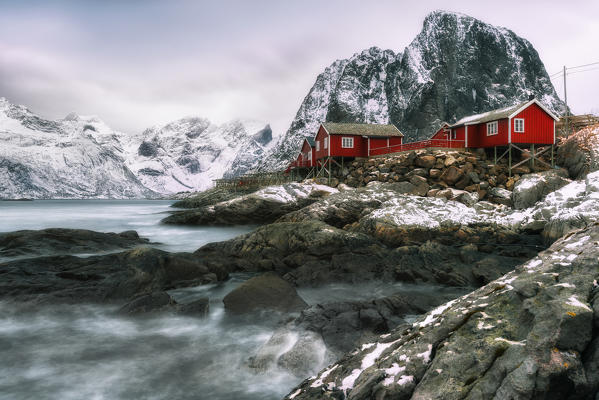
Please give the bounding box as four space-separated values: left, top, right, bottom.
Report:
0 201 468 399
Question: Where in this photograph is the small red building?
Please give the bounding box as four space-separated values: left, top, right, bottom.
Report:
313 122 404 161
297 138 316 168
430 122 451 140
449 98 558 148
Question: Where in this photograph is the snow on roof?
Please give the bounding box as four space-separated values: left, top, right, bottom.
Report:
451 101 527 127
451 98 559 127
322 122 404 137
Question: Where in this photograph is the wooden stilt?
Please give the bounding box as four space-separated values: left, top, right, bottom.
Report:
508 144 512 177
328 157 331 185
494 146 497 164
551 144 554 168
530 144 535 170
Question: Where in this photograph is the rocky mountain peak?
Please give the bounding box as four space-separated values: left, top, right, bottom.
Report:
261 11 565 170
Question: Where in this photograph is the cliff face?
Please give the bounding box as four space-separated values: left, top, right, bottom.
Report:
264 10 564 170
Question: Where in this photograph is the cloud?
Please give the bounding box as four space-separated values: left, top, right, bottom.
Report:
0 0 597 137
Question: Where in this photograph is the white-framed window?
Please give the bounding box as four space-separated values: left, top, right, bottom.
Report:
324 137 328 149
307 151 312 161
487 121 498 136
451 131 457 139
514 118 525 133
341 136 354 148
316 141 320 151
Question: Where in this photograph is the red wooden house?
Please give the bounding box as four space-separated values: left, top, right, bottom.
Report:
430 122 451 140
313 123 404 161
448 98 558 149
297 138 316 168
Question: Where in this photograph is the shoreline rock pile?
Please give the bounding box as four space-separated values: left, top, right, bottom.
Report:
321 148 555 207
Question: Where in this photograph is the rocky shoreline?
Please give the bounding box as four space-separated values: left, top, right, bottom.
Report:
1 127 598 398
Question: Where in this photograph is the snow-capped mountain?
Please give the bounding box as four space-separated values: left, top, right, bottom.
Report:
263 10 565 170
0 98 156 199
123 118 274 194
0 97 274 198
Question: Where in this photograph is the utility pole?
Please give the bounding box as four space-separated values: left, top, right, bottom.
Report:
563 65 569 138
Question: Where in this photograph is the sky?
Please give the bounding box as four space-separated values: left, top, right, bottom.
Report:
0 0 598 137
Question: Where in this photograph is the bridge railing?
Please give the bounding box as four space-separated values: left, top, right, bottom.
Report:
369 139 465 156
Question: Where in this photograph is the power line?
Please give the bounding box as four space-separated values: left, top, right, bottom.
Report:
567 66 599 76
568 61 599 70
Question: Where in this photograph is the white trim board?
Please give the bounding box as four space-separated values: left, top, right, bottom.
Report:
508 98 559 121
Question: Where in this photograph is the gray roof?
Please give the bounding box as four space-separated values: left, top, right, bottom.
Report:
451 101 528 127
322 122 404 137
305 137 315 147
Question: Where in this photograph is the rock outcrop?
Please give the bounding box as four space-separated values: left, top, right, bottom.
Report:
556 124 599 180
286 224 599 399
195 210 543 289
162 182 338 225
511 171 599 244
511 168 571 209
0 228 150 259
0 247 227 305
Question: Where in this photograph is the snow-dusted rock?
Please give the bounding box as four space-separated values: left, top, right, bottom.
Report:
511 169 571 209
556 124 599 179
162 182 338 225
513 171 599 243
286 224 599 399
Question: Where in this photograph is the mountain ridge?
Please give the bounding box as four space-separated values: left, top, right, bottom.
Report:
261 10 565 170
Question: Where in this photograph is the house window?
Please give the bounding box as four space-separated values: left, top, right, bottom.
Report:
307 152 312 161
316 141 320 151
514 118 525 133
341 137 354 148
487 121 498 136
324 137 328 149
451 131 457 139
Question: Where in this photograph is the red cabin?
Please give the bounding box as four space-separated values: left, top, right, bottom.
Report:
449 98 558 149
314 123 404 161
430 122 451 140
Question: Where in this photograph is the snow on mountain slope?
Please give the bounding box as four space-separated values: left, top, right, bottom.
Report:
0 98 156 199
121 118 274 194
263 10 565 170
0 97 274 198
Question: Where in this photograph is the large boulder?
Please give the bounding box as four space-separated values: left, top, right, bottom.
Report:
556 124 599 179
222 273 308 314
514 170 599 243
511 169 571 209
286 224 599 399
439 165 464 185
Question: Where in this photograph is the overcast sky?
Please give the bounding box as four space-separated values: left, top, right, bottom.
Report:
0 0 597 136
